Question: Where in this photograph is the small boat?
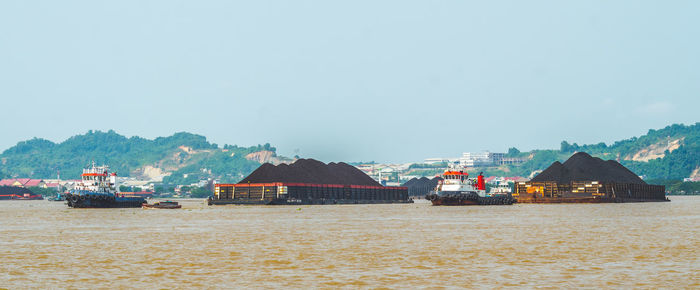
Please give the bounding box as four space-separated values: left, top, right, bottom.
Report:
48 192 67 201
142 200 181 209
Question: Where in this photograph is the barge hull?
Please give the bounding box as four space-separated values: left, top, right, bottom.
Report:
209 198 413 205
211 182 412 205
514 181 668 203
516 197 668 203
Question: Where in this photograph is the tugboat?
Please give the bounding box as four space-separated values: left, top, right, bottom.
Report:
425 170 514 205
65 163 145 208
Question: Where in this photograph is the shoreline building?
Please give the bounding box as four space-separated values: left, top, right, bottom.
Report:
0 179 46 188
459 151 526 167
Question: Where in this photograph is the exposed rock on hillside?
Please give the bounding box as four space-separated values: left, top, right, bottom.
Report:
245 151 276 164
624 137 683 162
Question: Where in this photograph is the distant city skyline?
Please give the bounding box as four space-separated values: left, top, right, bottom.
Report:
1 1 698 163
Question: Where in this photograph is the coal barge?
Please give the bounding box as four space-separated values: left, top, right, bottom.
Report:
0 186 43 200
402 176 442 198
208 159 412 205
514 152 668 203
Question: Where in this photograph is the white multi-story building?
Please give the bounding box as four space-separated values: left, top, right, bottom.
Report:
423 152 524 168
459 151 506 167
460 151 489 167
424 158 449 164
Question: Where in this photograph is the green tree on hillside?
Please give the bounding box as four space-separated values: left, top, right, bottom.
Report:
0 130 275 184
506 147 521 157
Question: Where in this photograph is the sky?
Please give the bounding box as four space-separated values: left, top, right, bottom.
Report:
0 0 698 163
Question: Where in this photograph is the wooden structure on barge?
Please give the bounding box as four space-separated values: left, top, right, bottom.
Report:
514 181 666 203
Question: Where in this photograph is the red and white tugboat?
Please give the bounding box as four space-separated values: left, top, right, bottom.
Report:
425 170 514 206
65 162 145 208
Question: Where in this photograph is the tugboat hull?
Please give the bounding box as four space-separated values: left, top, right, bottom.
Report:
429 197 480 206
426 191 514 206
65 193 144 208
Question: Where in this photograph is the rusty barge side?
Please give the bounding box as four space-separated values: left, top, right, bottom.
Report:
513 181 668 203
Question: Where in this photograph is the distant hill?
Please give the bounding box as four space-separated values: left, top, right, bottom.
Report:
1 123 697 185
508 122 700 180
399 122 699 181
0 130 290 185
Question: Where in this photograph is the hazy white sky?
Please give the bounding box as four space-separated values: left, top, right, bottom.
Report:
1 0 698 162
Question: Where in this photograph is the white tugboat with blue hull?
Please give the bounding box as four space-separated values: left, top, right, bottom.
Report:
66 163 145 208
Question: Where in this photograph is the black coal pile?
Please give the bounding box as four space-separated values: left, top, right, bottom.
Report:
0 186 32 195
531 152 646 184
239 159 381 186
402 176 443 196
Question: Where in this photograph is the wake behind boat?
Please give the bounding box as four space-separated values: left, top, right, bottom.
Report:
65 163 145 208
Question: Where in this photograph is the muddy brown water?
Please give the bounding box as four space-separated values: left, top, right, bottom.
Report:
1 197 698 288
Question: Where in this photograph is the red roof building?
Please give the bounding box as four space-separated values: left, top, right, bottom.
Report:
0 178 47 188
